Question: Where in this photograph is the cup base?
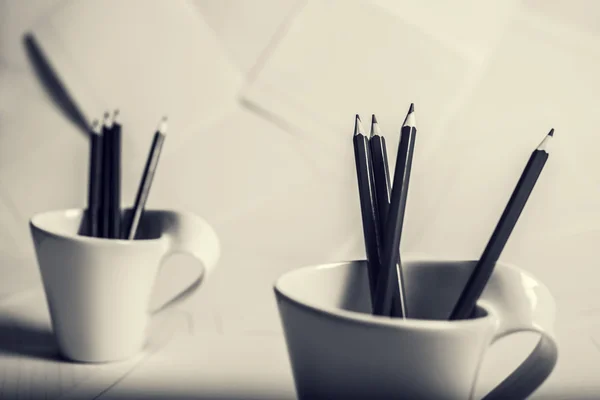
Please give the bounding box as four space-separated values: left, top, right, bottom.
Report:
58 347 141 364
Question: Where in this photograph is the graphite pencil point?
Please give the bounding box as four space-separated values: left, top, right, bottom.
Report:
91 120 101 134
370 115 382 138
354 114 365 136
158 116 168 134
403 105 416 129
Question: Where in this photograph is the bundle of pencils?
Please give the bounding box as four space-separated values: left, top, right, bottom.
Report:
86 111 167 240
353 105 553 320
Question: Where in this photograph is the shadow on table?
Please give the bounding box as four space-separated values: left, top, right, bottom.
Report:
0 313 64 362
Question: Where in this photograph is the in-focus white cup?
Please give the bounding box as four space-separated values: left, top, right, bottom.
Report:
274 256 558 400
30 208 220 363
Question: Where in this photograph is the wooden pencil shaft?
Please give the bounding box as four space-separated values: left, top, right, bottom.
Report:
380 139 392 189
386 139 414 317
370 134 404 317
480 154 544 261
87 133 103 237
370 136 391 228
353 134 383 301
367 151 385 266
126 132 165 240
389 263 405 317
449 151 548 320
108 125 122 239
100 125 113 238
373 126 415 317
388 126 416 244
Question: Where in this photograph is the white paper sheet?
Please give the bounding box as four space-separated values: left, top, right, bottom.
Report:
0 0 66 68
0 67 86 174
30 0 242 179
0 191 26 259
146 105 314 226
411 11 600 260
171 252 328 337
0 190 40 299
370 0 521 63
523 0 600 38
0 65 90 270
96 332 296 400
242 0 474 157
190 0 306 76
240 0 480 249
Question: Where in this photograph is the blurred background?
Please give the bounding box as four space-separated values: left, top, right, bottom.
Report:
2 0 600 398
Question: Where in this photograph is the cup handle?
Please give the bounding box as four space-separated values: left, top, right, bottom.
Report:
477 268 558 400
147 210 221 315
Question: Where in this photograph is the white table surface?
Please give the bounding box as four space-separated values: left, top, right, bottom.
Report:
1 0 600 399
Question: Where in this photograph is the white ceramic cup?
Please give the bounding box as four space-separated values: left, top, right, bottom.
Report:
274 256 558 400
30 208 220 363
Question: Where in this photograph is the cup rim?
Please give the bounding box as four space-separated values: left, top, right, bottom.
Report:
30 207 167 246
274 256 533 331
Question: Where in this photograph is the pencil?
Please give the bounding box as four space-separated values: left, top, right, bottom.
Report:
353 114 383 307
108 109 122 239
369 115 391 227
123 117 168 240
372 104 416 318
86 119 102 237
100 111 114 238
449 129 554 320
370 115 403 317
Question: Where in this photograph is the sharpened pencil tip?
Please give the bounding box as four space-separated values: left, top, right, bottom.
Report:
537 129 553 151
112 109 121 125
102 111 114 128
158 116 168 134
91 119 101 134
403 104 416 128
354 114 365 136
370 114 382 137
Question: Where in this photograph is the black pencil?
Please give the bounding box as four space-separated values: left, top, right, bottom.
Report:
369 115 403 317
372 104 416 318
108 109 122 239
353 114 383 307
100 111 113 238
123 117 168 240
449 129 554 320
87 120 102 237
369 115 391 228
